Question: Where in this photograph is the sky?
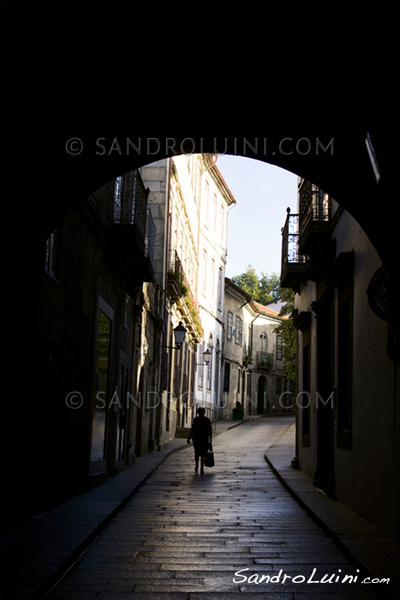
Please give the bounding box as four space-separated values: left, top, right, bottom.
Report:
216 155 298 279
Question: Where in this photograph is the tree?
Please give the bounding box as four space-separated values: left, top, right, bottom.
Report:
232 265 281 305
232 265 259 299
259 272 281 303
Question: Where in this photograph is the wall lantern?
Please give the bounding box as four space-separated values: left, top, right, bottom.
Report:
244 356 253 370
173 322 187 348
162 321 187 350
202 348 212 365
197 347 212 366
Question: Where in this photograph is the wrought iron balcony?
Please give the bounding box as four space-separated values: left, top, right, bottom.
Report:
256 351 273 370
281 209 307 292
298 179 332 255
167 250 202 342
167 249 196 301
88 170 155 282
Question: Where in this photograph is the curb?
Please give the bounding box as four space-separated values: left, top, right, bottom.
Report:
37 442 190 600
263 453 396 600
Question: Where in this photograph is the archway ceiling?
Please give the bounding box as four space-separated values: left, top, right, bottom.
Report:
2 3 399 272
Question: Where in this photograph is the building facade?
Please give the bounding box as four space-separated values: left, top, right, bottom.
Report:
140 157 202 447
3 154 236 534
281 178 397 540
2 170 157 534
193 157 236 424
222 278 293 419
139 154 236 441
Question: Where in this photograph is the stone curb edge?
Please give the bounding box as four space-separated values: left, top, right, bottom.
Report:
263 453 395 600
36 442 190 600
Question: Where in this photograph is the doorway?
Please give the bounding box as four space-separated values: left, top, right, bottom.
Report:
257 376 268 414
315 292 335 495
90 298 114 475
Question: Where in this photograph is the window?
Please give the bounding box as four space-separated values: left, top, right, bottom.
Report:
207 347 213 390
220 204 225 242
276 335 283 361
235 316 243 345
260 333 268 352
198 343 204 388
213 194 218 235
202 249 207 296
227 312 233 341
113 173 134 224
217 267 223 311
211 258 215 298
114 176 123 222
45 229 59 279
223 362 230 393
204 180 210 223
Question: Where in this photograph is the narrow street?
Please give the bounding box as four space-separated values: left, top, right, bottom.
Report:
47 418 382 600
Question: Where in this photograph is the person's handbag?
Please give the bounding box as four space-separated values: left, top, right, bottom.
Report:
205 446 215 467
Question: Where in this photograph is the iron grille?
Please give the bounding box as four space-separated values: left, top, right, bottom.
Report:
281 212 307 267
257 351 273 369
113 171 148 237
299 180 330 238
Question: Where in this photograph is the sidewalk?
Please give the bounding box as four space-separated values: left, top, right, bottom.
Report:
2 415 399 600
264 420 400 600
0 417 254 600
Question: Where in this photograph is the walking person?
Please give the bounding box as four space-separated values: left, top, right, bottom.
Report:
187 406 212 474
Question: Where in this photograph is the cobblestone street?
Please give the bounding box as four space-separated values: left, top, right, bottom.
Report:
47 418 384 600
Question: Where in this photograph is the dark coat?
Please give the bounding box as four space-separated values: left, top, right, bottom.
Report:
190 415 212 456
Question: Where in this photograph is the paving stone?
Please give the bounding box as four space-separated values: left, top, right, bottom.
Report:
30 419 387 599
189 594 293 600
97 594 188 600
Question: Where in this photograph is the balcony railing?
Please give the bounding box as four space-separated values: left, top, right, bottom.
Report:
298 180 332 255
167 249 197 300
299 180 330 236
89 170 155 281
167 249 202 341
113 171 148 236
281 210 307 291
256 351 273 370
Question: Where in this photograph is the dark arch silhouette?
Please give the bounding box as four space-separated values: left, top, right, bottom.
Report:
5 131 398 275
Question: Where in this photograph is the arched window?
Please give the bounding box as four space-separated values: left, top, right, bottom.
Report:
260 333 268 352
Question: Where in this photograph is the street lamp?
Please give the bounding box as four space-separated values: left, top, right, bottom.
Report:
173 322 187 348
197 347 212 366
244 357 253 370
162 321 187 350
